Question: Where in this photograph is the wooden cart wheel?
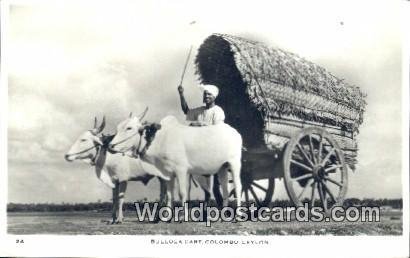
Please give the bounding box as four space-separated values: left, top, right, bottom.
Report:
283 127 348 213
229 173 275 207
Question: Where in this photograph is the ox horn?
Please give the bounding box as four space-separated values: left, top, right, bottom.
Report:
91 117 98 135
129 112 133 118
138 107 149 120
91 116 105 135
96 115 106 134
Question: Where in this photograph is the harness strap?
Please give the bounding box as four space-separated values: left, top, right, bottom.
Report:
134 126 156 158
110 131 140 148
66 144 98 157
138 140 152 158
90 146 102 166
115 130 144 157
115 123 159 159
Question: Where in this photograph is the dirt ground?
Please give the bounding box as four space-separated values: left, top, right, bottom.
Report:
7 210 402 235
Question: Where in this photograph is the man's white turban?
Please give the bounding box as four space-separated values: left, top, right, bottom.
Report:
199 84 219 98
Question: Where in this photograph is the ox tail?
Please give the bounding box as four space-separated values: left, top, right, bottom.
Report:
190 174 199 188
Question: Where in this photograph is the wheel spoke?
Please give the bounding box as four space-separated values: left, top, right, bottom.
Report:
296 143 315 167
249 187 261 206
284 129 346 211
326 170 338 174
318 135 323 163
317 182 327 210
324 176 343 188
325 164 343 173
292 173 312 182
308 135 316 164
291 159 313 172
298 179 314 199
310 182 316 207
321 181 336 203
251 182 268 192
320 147 335 167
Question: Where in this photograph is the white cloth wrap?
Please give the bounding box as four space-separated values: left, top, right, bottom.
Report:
199 84 219 98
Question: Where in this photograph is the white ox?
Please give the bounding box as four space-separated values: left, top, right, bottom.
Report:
109 114 243 207
65 116 169 223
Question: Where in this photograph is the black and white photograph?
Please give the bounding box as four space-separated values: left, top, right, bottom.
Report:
1 0 409 257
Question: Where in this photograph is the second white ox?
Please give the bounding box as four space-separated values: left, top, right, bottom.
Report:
109 114 243 207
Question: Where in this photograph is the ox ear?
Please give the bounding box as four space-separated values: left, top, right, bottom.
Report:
96 116 106 134
91 117 98 135
91 116 105 135
138 107 149 121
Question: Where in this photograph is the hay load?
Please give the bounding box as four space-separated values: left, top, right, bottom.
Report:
195 34 366 169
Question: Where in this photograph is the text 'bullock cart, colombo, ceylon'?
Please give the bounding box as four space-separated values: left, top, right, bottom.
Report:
195 34 366 212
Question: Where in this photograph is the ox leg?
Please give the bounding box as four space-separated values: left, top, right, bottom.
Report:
217 169 229 207
166 176 175 208
115 181 127 224
176 171 189 222
230 161 242 208
111 182 119 224
204 190 211 205
212 174 224 209
192 175 212 205
158 177 167 207
176 170 189 205
188 175 192 201
201 176 212 220
201 175 212 204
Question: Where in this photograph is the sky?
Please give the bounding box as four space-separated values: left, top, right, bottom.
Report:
5 0 404 203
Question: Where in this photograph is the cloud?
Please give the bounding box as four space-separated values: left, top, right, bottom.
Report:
8 162 112 203
8 140 51 163
8 91 78 163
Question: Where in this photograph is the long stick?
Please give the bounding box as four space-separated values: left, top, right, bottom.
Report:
179 45 193 86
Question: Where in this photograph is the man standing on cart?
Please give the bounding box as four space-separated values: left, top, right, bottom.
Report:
177 84 225 206
178 84 225 126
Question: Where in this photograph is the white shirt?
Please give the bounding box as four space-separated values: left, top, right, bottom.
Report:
186 105 225 125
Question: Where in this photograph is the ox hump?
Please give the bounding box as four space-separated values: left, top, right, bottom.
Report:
160 115 180 127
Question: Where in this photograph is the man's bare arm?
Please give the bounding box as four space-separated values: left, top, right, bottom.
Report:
178 85 189 114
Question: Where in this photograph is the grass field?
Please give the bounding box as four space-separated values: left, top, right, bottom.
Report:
7 210 402 235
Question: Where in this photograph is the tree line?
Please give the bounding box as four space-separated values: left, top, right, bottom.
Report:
7 198 403 212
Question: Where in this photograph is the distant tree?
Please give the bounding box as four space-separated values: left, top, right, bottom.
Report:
6 198 403 212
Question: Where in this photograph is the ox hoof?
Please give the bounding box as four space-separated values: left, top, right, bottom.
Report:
152 216 160 223
110 218 124 224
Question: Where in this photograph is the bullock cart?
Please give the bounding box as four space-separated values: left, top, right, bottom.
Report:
195 34 366 211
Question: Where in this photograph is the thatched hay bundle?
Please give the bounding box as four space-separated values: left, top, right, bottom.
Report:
195 34 366 133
